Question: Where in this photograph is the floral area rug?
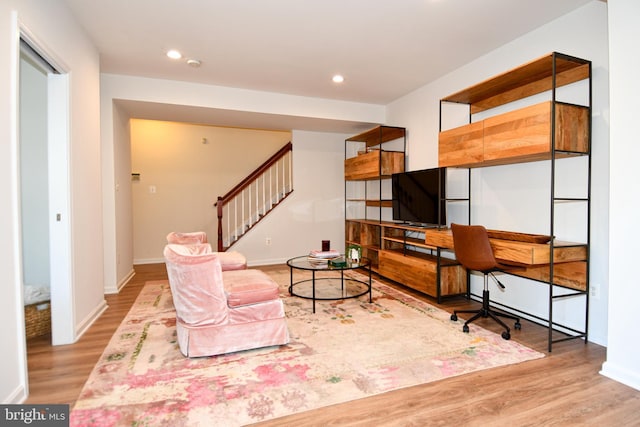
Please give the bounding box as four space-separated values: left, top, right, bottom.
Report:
71 269 543 426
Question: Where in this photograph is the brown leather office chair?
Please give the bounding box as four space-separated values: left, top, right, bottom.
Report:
449 223 522 340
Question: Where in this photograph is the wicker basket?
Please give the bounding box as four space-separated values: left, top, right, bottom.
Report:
25 301 51 339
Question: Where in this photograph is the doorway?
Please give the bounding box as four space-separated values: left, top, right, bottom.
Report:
19 36 74 346
20 41 51 341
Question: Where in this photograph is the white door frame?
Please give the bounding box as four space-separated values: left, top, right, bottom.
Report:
19 24 75 346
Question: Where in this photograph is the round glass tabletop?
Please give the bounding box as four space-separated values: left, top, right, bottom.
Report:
286 255 370 271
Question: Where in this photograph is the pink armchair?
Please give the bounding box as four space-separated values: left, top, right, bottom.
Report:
164 244 289 357
166 231 247 271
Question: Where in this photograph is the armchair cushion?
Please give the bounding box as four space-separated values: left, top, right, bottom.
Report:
223 270 280 307
217 251 248 271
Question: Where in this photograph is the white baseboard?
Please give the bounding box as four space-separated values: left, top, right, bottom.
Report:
4 385 27 404
74 299 108 341
247 257 290 267
105 268 135 295
600 360 640 391
119 268 136 291
134 257 165 265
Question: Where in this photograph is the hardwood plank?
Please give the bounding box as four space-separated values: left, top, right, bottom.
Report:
25 263 162 405
346 126 405 146
441 53 590 113
25 263 640 426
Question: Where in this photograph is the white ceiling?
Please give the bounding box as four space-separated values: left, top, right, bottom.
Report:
63 0 594 132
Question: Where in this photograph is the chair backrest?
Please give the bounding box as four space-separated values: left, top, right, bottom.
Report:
168 242 213 255
164 244 228 326
450 223 498 273
166 231 208 244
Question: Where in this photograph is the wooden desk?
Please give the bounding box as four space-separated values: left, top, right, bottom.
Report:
424 228 587 291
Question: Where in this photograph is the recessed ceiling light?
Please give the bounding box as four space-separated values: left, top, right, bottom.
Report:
166 49 182 60
187 59 201 68
332 74 345 83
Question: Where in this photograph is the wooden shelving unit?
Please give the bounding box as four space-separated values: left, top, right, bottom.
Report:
344 126 406 269
345 126 468 301
438 52 592 351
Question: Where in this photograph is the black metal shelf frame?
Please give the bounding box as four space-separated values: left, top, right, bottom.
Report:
344 126 407 268
438 52 592 352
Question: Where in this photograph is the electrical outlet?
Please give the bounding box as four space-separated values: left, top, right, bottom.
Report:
590 283 600 299
265 237 272 246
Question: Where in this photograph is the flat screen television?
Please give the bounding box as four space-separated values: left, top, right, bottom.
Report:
392 167 446 227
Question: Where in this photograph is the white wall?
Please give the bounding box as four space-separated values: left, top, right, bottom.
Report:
130 120 291 264
232 130 348 265
387 1 609 345
101 74 386 290
0 8 26 403
600 0 640 391
1 0 104 403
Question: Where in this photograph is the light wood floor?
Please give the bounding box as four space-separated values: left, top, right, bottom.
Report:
26 263 640 426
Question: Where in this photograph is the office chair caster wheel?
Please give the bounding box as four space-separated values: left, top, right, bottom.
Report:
450 313 458 321
515 321 522 330
462 324 469 333
501 331 511 340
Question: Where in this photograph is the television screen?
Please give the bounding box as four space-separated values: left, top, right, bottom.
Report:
392 167 446 226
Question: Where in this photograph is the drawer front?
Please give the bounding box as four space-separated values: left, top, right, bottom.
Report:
379 251 436 296
483 101 551 162
345 151 405 180
438 121 484 167
345 151 380 180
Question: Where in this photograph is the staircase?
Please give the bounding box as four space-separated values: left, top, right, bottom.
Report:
215 142 293 251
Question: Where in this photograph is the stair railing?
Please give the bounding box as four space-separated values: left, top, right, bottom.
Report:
215 142 293 251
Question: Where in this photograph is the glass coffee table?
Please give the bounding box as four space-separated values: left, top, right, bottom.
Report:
286 255 372 313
